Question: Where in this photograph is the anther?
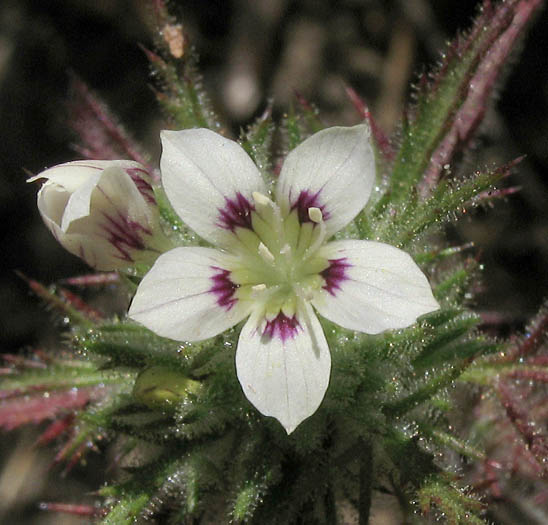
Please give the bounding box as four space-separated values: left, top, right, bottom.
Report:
252 283 267 292
258 242 275 263
308 207 323 223
252 191 271 208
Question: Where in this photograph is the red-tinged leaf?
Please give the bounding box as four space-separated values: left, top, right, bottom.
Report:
139 43 164 65
476 185 521 203
2 354 47 369
62 439 92 475
345 85 394 161
293 90 324 133
39 502 102 517
388 0 543 205
57 287 105 322
528 356 548 366
512 442 545 477
502 304 548 362
59 272 119 286
67 76 155 177
16 272 89 325
482 459 504 499
33 349 54 364
52 421 102 475
421 0 543 194
496 381 545 465
151 0 172 27
0 387 102 430
503 368 548 382
533 489 548 505
35 414 75 446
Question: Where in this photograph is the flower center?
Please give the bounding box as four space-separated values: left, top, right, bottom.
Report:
228 192 330 317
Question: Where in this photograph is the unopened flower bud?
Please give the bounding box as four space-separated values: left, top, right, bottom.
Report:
133 366 202 411
29 160 171 271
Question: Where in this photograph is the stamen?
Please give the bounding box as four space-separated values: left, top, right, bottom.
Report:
308 207 323 223
258 242 275 264
252 283 267 292
303 216 327 260
252 191 285 246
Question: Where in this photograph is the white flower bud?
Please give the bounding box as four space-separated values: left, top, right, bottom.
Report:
29 160 169 271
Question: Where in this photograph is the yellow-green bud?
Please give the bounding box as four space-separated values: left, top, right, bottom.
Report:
133 366 202 411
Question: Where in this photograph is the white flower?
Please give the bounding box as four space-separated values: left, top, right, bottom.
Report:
29 160 170 271
129 125 439 433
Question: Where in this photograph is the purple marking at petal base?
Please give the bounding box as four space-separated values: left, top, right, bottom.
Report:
209 266 239 311
262 312 301 343
217 192 254 231
291 190 330 224
101 211 152 262
321 257 351 296
126 167 156 205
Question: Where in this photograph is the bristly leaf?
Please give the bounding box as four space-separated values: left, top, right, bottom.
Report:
72 321 224 371
421 0 543 195
279 94 326 155
293 90 324 135
458 299 548 507
345 84 395 163
141 1 222 132
239 104 275 186
386 0 543 204
368 162 511 249
419 479 485 524
0 387 99 431
67 76 153 174
146 46 222 131
39 502 103 519
16 272 93 326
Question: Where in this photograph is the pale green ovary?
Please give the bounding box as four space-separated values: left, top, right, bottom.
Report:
226 193 329 319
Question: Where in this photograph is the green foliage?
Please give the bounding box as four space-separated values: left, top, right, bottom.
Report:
418 479 485 525
240 106 275 179
6 1 547 524
280 97 325 155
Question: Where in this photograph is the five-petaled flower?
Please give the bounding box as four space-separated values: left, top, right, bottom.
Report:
29 160 171 271
129 124 439 433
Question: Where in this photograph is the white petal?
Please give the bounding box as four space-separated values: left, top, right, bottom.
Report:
28 160 145 192
276 124 375 236
91 166 155 229
236 302 331 434
129 247 251 341
35 165 157 270
312 240 439 334
161 129 267 246
61 173 101 231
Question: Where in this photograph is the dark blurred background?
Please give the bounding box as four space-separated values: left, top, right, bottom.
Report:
0 0 547 522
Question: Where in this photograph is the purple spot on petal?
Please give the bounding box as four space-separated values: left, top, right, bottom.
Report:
262 312 301 343
217 192 254 231
321 257 351 296
126 168 156 205
210 266 239 311
291 190 330 224
101 211 152 262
